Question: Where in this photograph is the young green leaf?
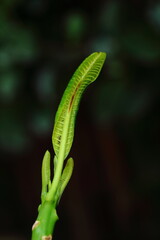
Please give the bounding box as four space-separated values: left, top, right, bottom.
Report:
52 52 106 160
47 52 106 202
41 150 51 203
56 157 74 203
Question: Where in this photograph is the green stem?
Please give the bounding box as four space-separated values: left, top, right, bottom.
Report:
46 112 70 201
32 201 58 240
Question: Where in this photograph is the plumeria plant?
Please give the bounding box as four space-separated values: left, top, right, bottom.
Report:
31 52 106 240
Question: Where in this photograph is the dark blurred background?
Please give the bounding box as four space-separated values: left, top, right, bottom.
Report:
0 0 160 239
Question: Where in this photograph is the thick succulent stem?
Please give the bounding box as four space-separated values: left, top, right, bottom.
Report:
32 201 58 240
